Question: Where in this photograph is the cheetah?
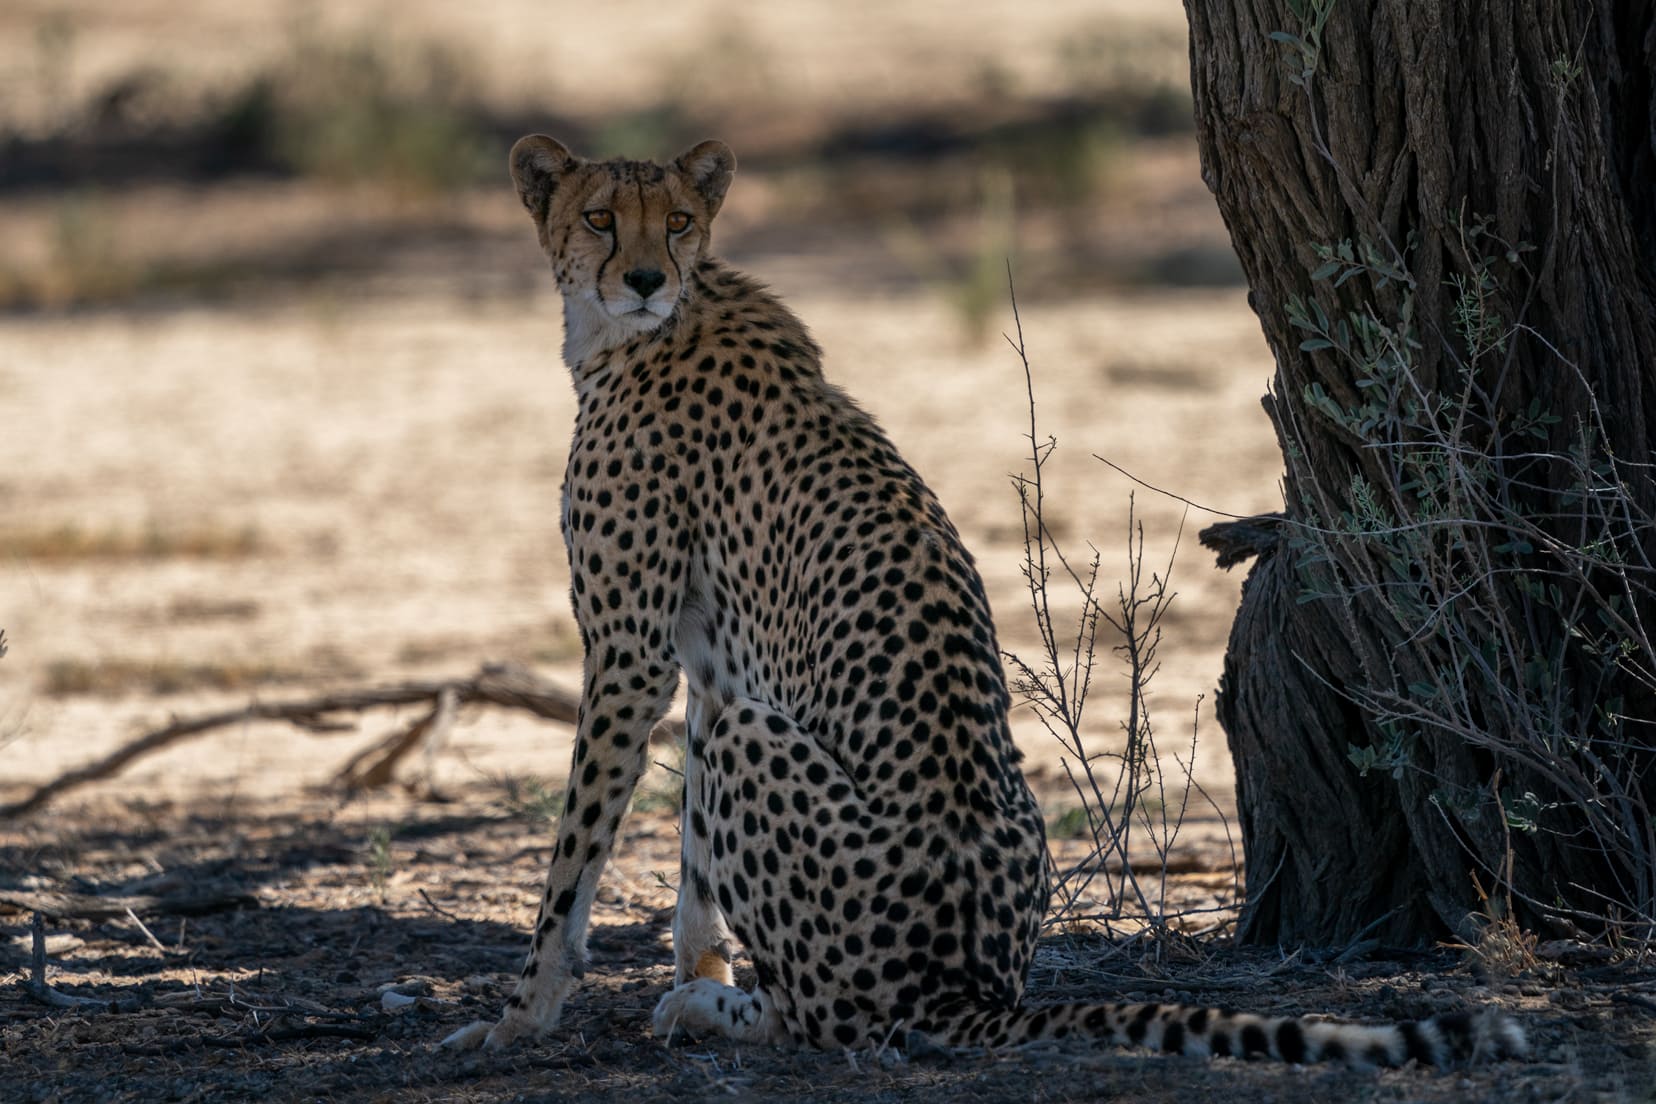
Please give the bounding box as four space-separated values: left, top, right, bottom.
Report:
442 136 1526 1066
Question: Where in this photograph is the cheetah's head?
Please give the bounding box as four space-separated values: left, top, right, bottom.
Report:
509 136 736 365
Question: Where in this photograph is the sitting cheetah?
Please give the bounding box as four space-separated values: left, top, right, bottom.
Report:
443 136 1526 1066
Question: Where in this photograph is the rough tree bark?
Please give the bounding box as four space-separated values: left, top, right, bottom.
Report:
1184 0 1656 944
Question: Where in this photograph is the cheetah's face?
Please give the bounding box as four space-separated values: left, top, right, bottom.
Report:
510 136 735 344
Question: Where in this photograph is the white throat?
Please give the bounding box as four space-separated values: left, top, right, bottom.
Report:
561 292 669 370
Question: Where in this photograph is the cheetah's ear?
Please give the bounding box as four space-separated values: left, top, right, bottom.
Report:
674 140 736 219
510 135 582 219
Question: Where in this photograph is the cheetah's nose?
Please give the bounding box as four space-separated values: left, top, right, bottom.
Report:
623 268 667 298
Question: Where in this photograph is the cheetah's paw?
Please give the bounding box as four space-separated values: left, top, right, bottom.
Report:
440 1009 545 1051
653 978 787 1045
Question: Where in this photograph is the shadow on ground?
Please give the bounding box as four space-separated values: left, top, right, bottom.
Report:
1 792 1650 1103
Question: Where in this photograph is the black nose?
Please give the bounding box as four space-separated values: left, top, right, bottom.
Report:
623 268 667 298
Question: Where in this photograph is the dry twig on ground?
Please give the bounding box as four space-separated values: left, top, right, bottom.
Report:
1 662 676 818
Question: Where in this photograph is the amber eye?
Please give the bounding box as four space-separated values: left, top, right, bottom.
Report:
583 210 614 232
666 211 692 234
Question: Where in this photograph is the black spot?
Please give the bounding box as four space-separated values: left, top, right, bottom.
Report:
1433 1012 1472 1058
1275 1020 1306 1064
1162 1021 1185 1054
1398 1021 1434 1065
1240 1023 1269 1058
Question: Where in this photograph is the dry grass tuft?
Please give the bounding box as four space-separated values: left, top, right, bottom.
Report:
43 658 312 698
1453 869 1541 984
6 522 264 563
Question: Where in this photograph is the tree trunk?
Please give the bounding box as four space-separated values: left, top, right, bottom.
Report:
1184 0 1656 945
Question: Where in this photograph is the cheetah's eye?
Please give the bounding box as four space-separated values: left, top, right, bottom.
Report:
666 211 692 234
584 210 614 232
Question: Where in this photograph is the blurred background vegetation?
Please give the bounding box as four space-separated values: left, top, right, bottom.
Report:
0 0 1237 336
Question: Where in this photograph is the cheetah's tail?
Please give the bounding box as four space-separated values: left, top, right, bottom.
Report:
934 1000 1527 1066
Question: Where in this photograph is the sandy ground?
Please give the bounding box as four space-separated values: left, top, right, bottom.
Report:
0 273 1281 807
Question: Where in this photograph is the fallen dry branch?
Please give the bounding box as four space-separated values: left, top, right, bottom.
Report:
0 883 257 921
0 663 683 819
334 685 459 792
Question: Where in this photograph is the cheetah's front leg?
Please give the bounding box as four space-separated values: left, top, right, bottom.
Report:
443 652 678 1050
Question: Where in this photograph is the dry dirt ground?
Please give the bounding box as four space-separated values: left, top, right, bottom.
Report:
2 789 1652 1104
4 1 1655 1100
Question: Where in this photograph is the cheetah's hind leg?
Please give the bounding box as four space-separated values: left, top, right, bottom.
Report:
653 977 789 1045
672 687 738 987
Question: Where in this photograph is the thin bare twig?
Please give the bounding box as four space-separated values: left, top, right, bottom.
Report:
1092 455 1252 519
418 888 460 921
123 907 169 953
999 265 1234 934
